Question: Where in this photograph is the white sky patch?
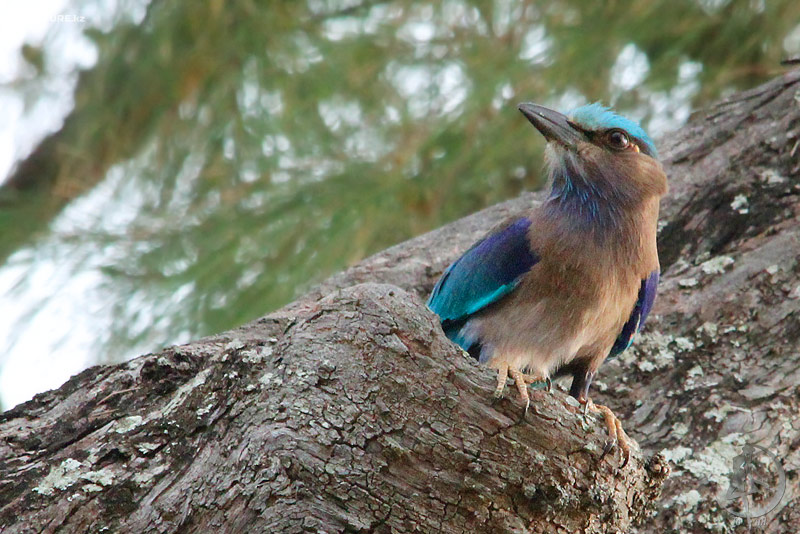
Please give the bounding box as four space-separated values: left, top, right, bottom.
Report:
398 20 436 43
546 88 588 114
0 0 95 182
388 61 470 119
237 59 286 120
0 138 188 409
322 17 364 41
168 150 207 215
321 105 391 162
0 1 70 83
344 127 390 162
0 255 110 408
441 1 486 35
784 22 800 55
0 1 114 407
435 63 470 115
319 1 401 39
491 0 525 37
0 0 150 184
59 145 162 236
696 0 731 15
645 59 702 137
318 98 364 132
491 82 515 110
519 25 552 65
0 160 145 408
610 43 650 93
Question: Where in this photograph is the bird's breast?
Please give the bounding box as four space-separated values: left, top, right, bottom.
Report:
475 253 643 375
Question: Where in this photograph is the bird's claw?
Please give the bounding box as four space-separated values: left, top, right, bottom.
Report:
516 398 531 424
493 364 509 400
582 398 633 468
490 387 505 409
599 438 631 468
492 363 548 415
577 396 594 430
600 439 616 460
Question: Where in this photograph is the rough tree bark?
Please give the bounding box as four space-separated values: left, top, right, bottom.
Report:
1 69 799 533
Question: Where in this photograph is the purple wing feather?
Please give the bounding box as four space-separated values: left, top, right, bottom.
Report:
610 270 659 356
638 270 659 329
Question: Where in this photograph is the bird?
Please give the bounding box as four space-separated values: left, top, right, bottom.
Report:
427 102 667 466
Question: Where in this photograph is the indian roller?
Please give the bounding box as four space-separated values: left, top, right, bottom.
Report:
427 102 667 465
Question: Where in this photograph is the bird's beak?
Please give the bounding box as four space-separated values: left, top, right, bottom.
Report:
518 103 584 150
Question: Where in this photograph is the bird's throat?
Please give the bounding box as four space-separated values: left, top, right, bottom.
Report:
546 174 622 237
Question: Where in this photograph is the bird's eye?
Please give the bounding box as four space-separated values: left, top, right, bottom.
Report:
607 130 630 150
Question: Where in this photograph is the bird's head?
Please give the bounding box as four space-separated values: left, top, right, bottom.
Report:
518 102 667 207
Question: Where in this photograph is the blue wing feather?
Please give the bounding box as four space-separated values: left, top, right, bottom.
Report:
427 218 539 348
610 270 659 356
429 217 657 358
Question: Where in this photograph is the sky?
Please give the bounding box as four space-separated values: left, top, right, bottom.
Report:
0 0 98 184
0 1 150 408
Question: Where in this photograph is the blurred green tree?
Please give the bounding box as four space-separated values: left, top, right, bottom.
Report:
1 0 798 405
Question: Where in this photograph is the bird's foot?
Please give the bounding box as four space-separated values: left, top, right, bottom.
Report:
492 364 509 399
580 398 632 468
493 363 550 414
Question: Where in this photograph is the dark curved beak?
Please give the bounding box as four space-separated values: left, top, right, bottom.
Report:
518 103 584 150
